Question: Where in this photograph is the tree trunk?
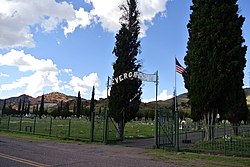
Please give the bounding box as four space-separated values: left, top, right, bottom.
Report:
118 120 125 141
203 109 216 141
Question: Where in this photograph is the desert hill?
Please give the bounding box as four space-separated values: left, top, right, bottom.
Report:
0 88 249 112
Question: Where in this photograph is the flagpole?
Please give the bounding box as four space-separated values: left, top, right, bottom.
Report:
174 57 177 112
174 57 179 152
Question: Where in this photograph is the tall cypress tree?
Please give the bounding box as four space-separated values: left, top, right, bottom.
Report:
109 0 142 140
18 99 22 115
184 0 247 140
76 91 81 118
90 86 95 121
27 101 30 115
39 94 44 119
73 103 76 115
35 104 39 116
21 99 25 116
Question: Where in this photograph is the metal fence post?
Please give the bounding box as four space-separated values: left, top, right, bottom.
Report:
68 118 71 138
33 116 36 134
19 116 23 131
49 117 52 137
103 109 108 144
7 116 10 130
154 71 159 149
90 112 95 142
175 110 179 152
223 122 226 155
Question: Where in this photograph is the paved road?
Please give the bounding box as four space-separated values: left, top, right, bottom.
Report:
0 136 181 167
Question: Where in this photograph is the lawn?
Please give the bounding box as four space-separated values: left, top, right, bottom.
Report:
147 149 250 167
0 116 154 141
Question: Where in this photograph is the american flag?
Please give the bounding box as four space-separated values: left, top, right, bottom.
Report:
176 58 186 74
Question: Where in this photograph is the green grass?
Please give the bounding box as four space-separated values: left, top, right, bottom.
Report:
185 132 250 157
0 116 154 141
124 121 154 139
0 130 100 145
147 149 250 167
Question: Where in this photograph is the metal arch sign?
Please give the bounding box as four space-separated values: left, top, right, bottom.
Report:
106 70 159 148
108 71 157 86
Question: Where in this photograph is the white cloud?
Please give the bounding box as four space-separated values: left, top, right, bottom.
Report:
69 73 100 95
158 89 173 100
0 50 103 98
95 88 108 100
61 68 73 74
0 49 57 72
85 0 168 36
64 8 91 36
0 0 167 48
142 89 172 103
0 0 89 48
85 0 122 33
0 72 9 77
0 49 60 96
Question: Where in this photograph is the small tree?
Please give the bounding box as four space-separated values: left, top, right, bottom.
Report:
21 99 25 116
27 101 30 115
50 108 60 119
89 86 95 121
39 94 44 119
76 91 81 118
18 99 21 115
62 101 70 119
73 103 76 115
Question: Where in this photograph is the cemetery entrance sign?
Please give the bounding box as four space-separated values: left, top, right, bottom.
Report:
107 71 161 148
110 71 157 85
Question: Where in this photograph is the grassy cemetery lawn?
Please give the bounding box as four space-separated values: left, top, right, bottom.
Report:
0 116 154 140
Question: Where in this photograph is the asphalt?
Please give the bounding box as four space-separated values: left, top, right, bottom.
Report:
0 136 181 167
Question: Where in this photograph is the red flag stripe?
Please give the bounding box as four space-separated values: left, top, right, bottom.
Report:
175 58 186 74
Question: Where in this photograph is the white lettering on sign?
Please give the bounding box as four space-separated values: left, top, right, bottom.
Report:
111 71 156 86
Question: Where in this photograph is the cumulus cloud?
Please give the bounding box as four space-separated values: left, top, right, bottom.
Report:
85 0 122 33
142 89 172 103
0 0 167 48
64 8 91 36
0 72 9 77
0 50 60 96
85 0 168 36
0 49 57 72
69 73 100 95
0 50 103 98
0 0 90 48
95 88 109 100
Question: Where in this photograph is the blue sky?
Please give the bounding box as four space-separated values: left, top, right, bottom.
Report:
0 0 249 102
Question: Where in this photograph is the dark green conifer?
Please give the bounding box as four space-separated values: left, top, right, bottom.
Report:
184 0 248 140
76 91 81 118
109 0 142 140
39 94 44 119
90 86 95 121
18 99 22 115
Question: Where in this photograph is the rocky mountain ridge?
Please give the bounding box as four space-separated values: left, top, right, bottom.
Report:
0 88 249 111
